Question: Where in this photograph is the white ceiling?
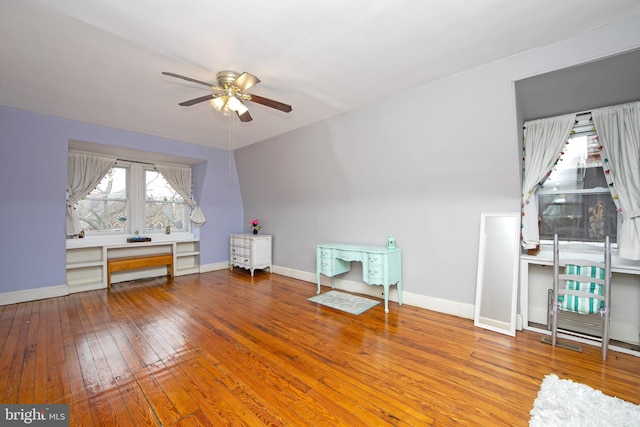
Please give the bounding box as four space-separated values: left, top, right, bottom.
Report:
2 1 640 150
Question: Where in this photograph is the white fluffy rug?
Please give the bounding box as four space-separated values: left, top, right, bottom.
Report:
530 374 640 426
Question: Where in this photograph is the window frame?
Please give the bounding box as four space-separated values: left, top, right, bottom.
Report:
535 119 619 246
536 190 619 247
72 157 193 241
143 166 188 234
75 164 130 236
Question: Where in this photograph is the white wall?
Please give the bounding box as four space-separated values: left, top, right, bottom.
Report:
235 14 640 317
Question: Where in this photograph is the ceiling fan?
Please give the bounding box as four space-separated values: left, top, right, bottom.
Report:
162 70 292 122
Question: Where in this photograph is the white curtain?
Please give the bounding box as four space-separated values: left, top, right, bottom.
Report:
593 101 640 260
155 163 207 227
521 113 576 249
66 152 116 236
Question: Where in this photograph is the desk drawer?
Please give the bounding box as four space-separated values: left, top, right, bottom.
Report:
366 264 384 283
318 248 333 258
367 255 382 264
319 257 351 277
336 250 363 262
319 257 334 275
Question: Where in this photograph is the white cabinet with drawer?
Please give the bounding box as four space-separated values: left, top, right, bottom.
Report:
229 234 272 277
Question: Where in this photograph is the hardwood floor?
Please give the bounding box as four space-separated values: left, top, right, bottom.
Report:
1 270 638 426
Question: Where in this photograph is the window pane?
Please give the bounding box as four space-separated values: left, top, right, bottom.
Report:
145 202 185 231
145 170 185 232
541 135 606 191
77 167 128 233
146 170 183 202
538 133 617 243
539 193 617 243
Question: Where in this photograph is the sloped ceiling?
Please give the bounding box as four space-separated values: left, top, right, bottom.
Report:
516 48 640 122
1 0 640 150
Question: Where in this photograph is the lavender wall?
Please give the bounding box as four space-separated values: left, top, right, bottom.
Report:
0 106 243 295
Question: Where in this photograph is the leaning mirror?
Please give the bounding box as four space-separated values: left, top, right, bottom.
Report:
474 212 520 336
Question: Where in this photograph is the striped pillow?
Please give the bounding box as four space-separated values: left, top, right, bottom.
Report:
560 264 605 314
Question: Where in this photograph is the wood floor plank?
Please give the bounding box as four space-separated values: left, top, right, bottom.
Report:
132 373 181 426
2 301 31 403
117 377 160 426
53 296 94 427
33 300 51 403
0 303 17 353
187 294 428 425
43 298 66 403
18 299 40 403
104 311 184 424
187 356 281 425
146 361 200 421
1 270 639 426
113 297 202 421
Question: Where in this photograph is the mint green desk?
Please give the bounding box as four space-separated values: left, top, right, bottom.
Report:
316 243 402 313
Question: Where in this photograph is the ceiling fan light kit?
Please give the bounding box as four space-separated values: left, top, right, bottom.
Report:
162 70 292 122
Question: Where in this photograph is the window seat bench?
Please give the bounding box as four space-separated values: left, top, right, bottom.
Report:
107 254 173 289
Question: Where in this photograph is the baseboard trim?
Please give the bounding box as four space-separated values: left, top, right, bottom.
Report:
68 282 106 294
272 265 475 320
200 262 230 273
0 285 69 306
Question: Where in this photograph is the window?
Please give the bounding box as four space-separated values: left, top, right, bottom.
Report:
76 160 189 236
76 166 128 233
145 169 185 232
537 115 618 243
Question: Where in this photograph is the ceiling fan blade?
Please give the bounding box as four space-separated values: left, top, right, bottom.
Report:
247 94 292 113
178 94 215 106
233 72 260 92
238 110 253 122
162 71 215 88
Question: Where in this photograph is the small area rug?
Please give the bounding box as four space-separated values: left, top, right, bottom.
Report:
308 290 380 315
530 374 640 426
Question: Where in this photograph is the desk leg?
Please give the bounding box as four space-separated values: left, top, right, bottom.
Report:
383 284 390 313
397 280 402 305
316 271 321 294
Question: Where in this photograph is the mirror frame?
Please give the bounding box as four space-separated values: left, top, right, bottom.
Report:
474 212 521 336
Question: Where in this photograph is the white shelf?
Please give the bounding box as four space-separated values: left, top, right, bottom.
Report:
65 239 200 288
66 264 104 288
520 249 640 346
66 261 104 270
176 251 199 257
